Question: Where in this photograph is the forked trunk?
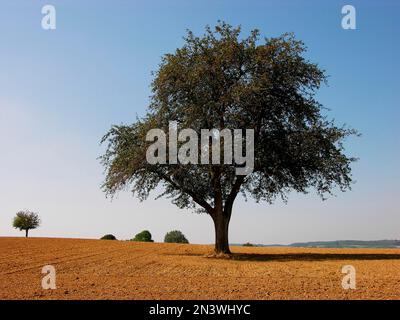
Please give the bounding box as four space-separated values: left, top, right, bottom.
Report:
213 210 231 254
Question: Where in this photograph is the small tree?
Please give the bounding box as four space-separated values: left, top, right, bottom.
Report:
101 234 117 240
164 230 189 244
132 230 154 242
12 210 40 237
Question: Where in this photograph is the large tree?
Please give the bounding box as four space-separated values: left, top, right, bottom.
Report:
101 22 356 255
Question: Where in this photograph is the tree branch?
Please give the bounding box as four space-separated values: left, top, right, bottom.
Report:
224 175 245 216
157 171 214 214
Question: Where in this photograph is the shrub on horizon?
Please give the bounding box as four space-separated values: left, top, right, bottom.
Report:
101 234 117 240
243 242 254 247
164 230 189 244
132 230 154 242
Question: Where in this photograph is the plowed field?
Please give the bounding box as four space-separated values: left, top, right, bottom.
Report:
1 237 399 299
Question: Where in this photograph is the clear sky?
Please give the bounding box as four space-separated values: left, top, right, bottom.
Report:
0 0 399 244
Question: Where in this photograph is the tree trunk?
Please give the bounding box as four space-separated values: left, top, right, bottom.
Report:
213 211 231 254
25 229 28 238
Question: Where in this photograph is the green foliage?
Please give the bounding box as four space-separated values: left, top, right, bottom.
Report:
12 210 40 237
132 230 154 242
101 234 117 240
101 21 356 211
164 230 189 244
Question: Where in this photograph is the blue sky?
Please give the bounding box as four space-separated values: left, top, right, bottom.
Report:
0 0 399 244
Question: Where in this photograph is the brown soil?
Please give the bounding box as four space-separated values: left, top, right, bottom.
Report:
1 237 399 300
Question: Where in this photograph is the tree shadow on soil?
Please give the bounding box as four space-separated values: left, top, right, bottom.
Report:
230 252 400 262
166 252 400 262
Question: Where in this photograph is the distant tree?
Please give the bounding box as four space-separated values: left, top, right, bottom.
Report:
132 230 154 242
164 230 189 244
12 210 40 237
101 22 357 255
101 234 117 240
243 242 254 247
